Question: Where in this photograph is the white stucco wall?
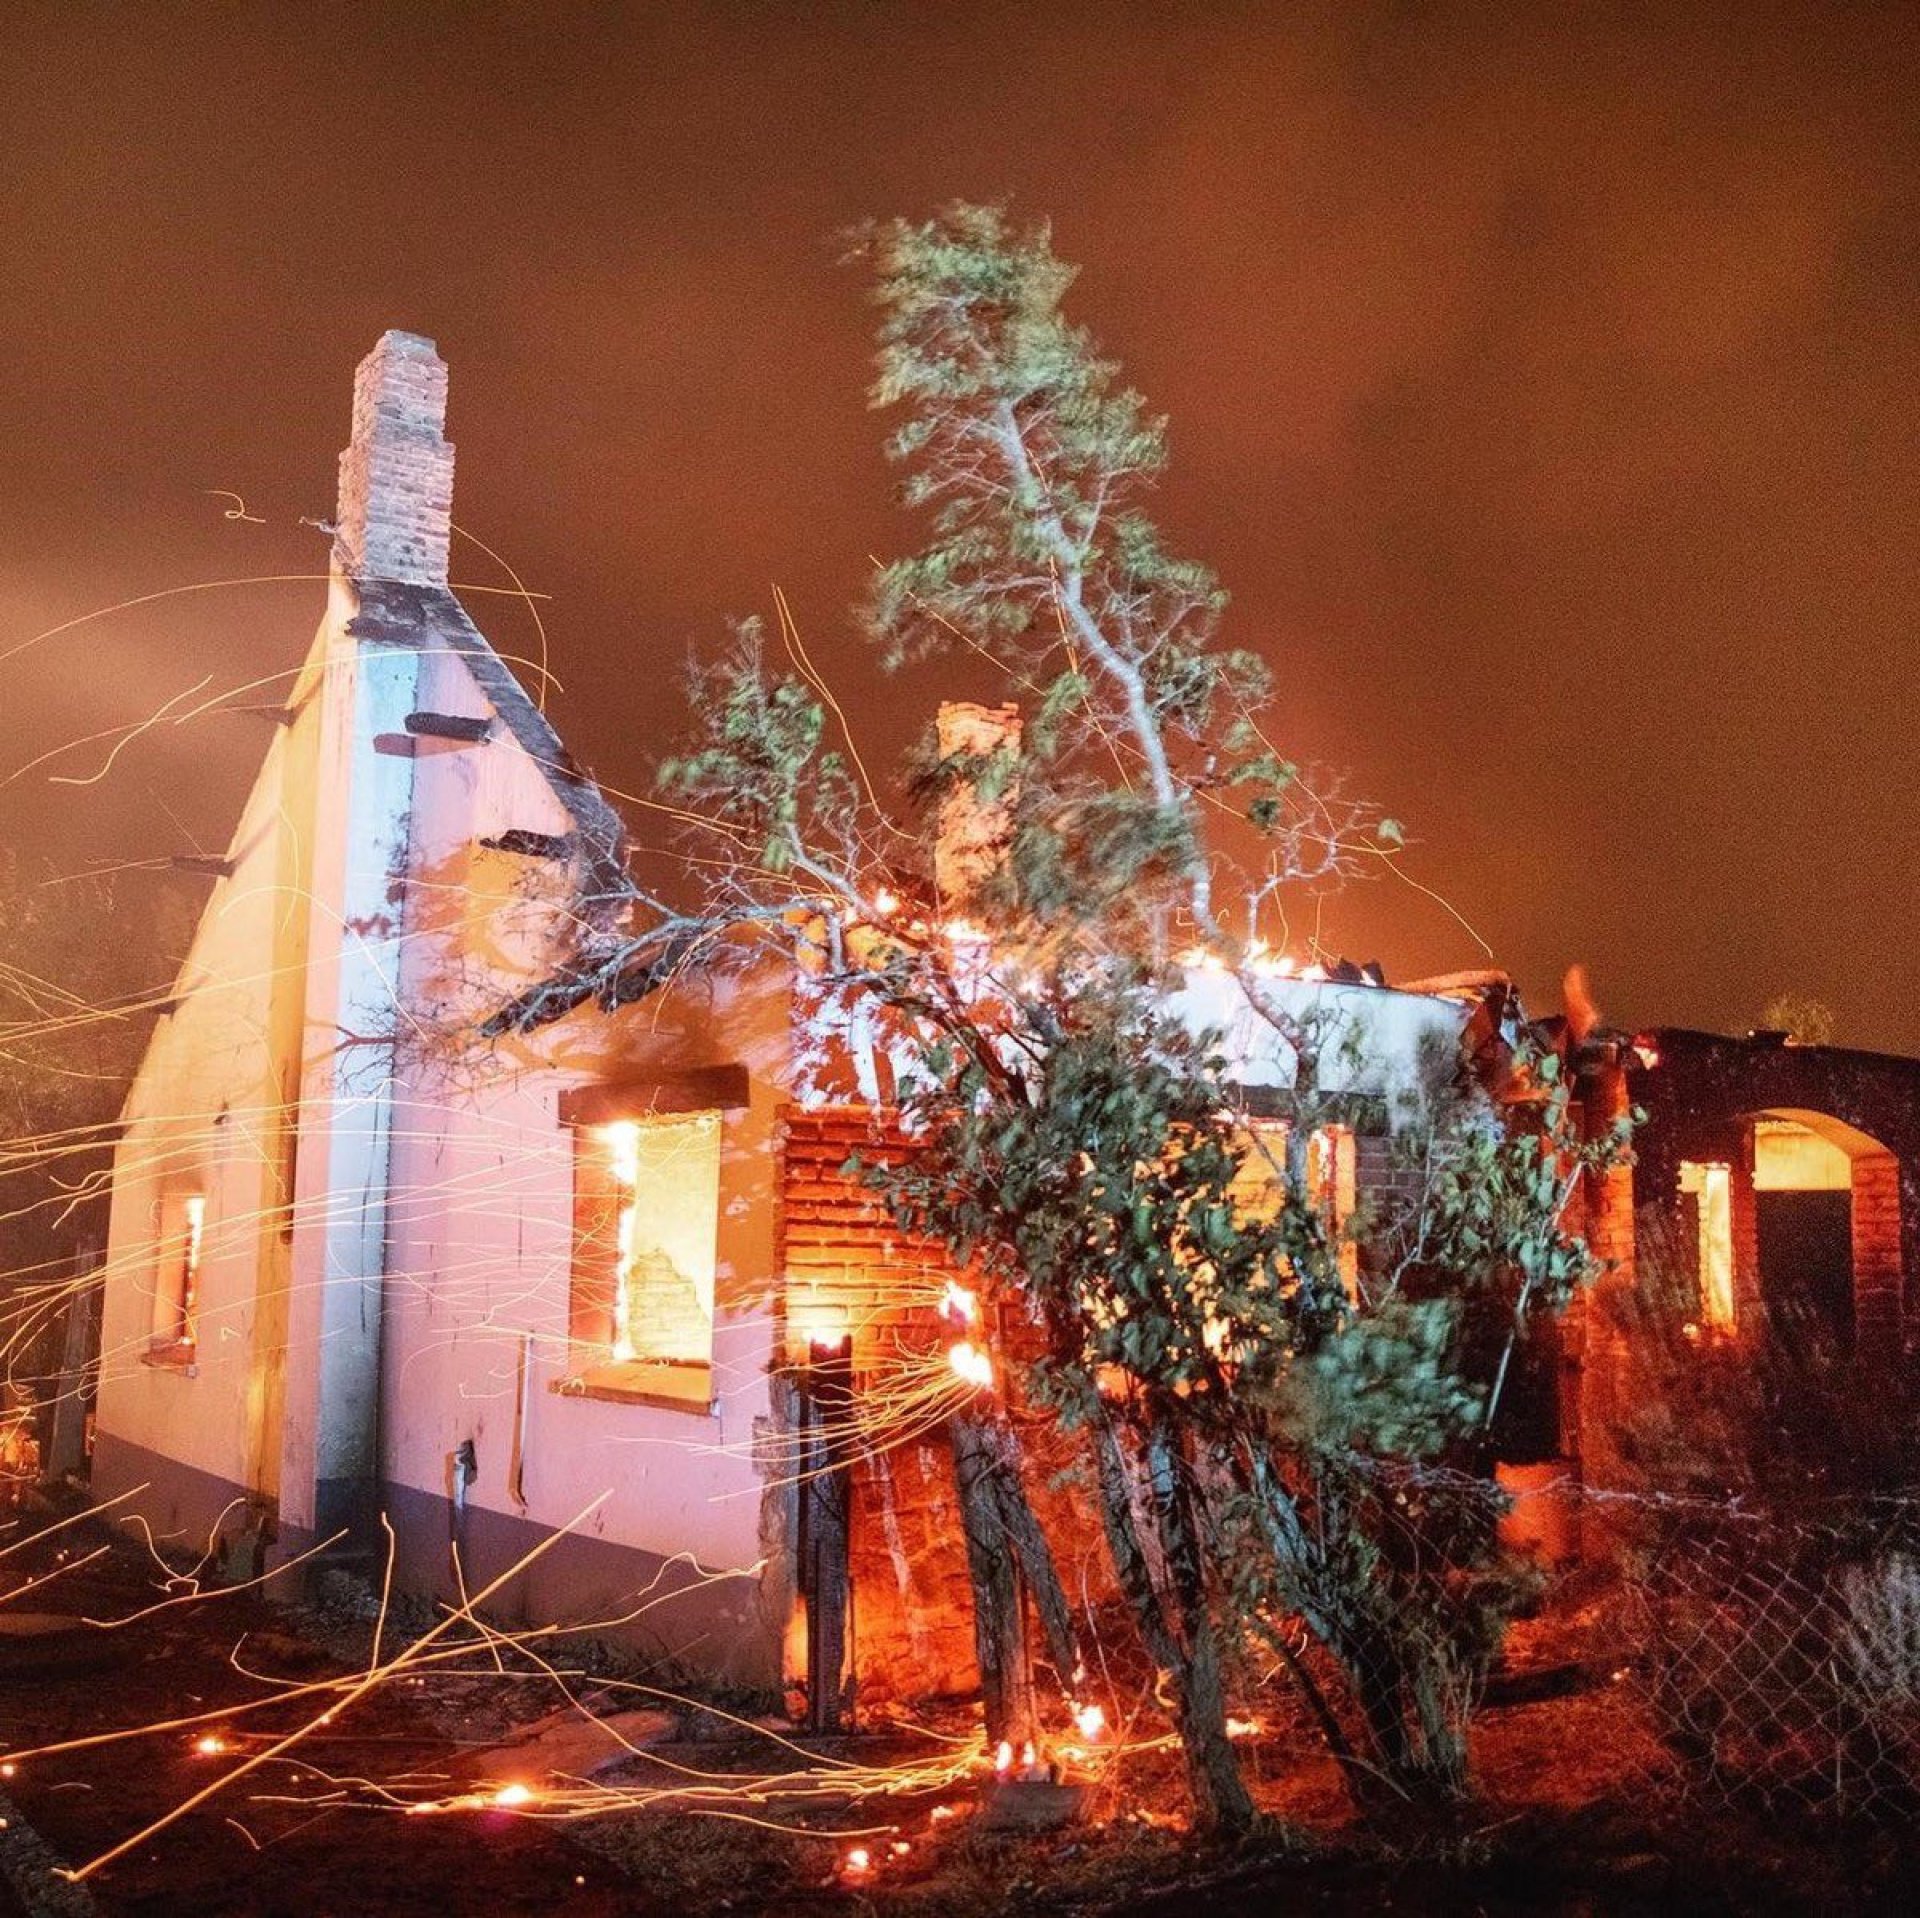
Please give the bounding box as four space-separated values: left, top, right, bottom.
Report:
1164 967 1469 1108
372 643 785 1588
91 595 340 1539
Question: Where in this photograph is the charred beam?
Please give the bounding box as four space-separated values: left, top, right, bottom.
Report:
404 710 493 743
799 1335 854 1733
479 828 574 861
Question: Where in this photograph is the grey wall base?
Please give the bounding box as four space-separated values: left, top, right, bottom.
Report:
381 1480 781 1695
88 1431 779 1696
90 1431 306 1564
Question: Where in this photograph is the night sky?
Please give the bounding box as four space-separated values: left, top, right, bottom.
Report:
2 3 1915 1049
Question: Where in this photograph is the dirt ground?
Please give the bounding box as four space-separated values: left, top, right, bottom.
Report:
3 1523 1918 1917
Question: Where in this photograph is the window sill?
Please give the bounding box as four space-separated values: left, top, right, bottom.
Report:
142 1341 198 1375
551 1360 714 1415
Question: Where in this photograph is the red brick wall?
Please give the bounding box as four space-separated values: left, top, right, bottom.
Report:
779 1107 980 1701
1852 1149 1903 1351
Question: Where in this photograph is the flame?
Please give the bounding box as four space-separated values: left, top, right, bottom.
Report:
947 1340 993 1390
872 888 899 917
1072 1702 1105 1740
491 1782 534 1808
843 1846 872 1875
601 1120 641 1363
993 1739 1013 1776
193 1733 226 1757
939 1280 977 1325
792 1295 849 1352
1225 1716 1261 1739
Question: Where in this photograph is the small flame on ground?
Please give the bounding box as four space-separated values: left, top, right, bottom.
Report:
843 1846 872 1876
193 1734 226 1757
491 1782 534 1808
939 1279 977 1325
1072 1702 1105 1740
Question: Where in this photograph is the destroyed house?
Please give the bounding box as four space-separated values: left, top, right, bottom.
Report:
83 334 1514 1698
88 334 1913 1706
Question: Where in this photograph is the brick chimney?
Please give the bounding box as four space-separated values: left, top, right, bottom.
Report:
333 331 454 587
934 701 1021 913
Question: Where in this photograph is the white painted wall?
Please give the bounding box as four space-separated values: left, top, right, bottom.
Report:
1164 968 1469 1108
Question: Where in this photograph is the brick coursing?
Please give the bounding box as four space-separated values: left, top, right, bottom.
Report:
779 1107 980 1700
334 331 454 588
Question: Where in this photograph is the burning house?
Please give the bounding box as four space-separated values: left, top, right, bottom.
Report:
86 335 1915 1711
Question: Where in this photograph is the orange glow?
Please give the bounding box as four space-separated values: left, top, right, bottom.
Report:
791 1290 849 1353
178 1194 204 1345
1678 1161 1736 1332
602 1121 642 1362
192 1733 225 1756
843 1846 872 1875
947 1339 993 1390
491 1782 534 1808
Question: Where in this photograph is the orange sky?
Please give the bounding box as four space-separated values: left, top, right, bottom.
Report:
2 2 1915 1049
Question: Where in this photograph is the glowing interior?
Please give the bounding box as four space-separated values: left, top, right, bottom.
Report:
1678 1161 1736 1331
594 1112 721 1367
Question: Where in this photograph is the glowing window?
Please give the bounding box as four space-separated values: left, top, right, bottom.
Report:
1231 1121 1360 1298
151 1192 205 1353
1308 1125 1360 1296
1229 1121 1291 1226
1678 1161 1736 1332
572 1113 721 1371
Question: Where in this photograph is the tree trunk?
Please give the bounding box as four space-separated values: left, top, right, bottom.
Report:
1086 1404 1253 1836
951 1412 1036 1745
971 1411 1084 1689
1142 1417 1256 1836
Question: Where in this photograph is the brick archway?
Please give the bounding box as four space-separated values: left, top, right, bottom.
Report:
1744 1108 1902 1354
1624 1031 1920 1352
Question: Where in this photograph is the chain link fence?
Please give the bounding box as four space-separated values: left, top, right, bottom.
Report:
1595 1489 1920 1821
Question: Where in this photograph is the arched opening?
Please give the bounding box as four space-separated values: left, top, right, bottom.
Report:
1676 1108 1904 1366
